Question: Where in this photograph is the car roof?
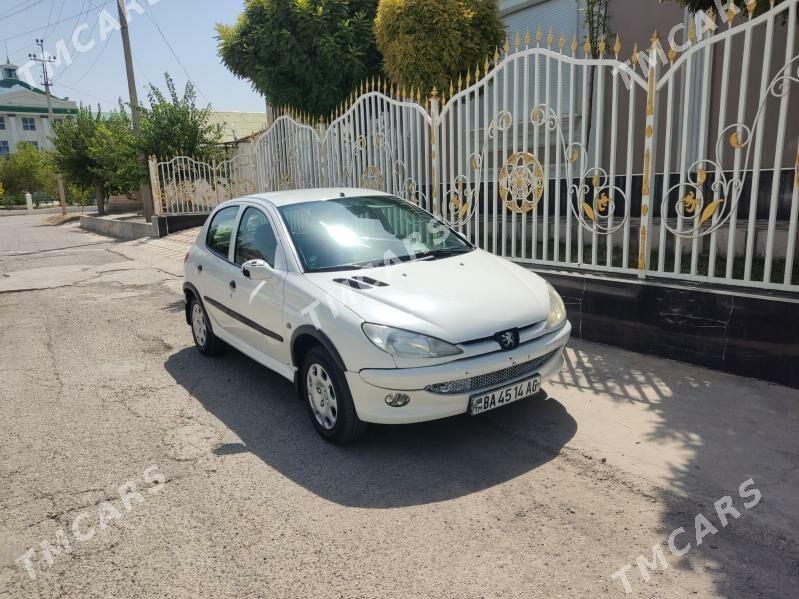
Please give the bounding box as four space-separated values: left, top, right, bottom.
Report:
243 188 395 208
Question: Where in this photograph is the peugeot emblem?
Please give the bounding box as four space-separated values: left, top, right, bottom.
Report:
495 329 520 351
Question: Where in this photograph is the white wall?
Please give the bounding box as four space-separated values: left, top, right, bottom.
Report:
0 113 55 152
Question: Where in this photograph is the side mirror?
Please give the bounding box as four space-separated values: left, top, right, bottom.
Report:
242 259 273 281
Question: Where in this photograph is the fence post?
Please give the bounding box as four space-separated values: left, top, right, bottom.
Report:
638 32 660 279
317 118 328 187
429 88 440 216
148 155 162 216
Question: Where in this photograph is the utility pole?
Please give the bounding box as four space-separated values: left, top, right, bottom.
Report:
30 39 67 216
117 0 154 220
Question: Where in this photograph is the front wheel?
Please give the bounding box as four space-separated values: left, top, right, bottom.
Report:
301 347 366 444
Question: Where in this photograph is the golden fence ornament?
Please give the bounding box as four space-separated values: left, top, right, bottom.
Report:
360 165 385 191
498 152 545 214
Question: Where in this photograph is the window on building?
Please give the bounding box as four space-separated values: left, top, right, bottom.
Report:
30 141 39 149
0 141 9 156
0 116 5 130
22 117 36 131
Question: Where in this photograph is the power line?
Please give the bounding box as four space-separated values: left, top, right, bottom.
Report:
66 33 111 86
56 80 117 105
132 50 153 88
58 0 99 78
143 9 210 104
44 0 67 40
42 0 56 37
0 0 41 18
0 0 46 22
0 0 113 43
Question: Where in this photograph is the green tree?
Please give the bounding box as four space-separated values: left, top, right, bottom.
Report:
217 0 381 117
0 142 48 196
91 111 141 206
139 74 222 161
50 106 140 215
375 0 505 97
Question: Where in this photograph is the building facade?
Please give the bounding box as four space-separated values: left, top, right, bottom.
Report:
499 0 685 51
0 60 77 156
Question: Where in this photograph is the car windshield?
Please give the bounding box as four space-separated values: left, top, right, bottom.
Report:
278 196 474 273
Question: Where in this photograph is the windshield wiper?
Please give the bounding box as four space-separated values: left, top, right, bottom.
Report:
414 247 474 260
308 263 366 273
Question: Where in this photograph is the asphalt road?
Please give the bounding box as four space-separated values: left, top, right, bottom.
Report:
0 214 797 598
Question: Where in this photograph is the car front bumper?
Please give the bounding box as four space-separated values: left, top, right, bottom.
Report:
345 321 571 424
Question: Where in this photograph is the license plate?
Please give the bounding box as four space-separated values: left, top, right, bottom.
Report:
469 375 541 416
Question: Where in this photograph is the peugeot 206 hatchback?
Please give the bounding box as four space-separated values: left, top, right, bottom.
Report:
183 188 571 444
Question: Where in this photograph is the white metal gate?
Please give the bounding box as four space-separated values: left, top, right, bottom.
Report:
149 153 256 215
250 1 799 292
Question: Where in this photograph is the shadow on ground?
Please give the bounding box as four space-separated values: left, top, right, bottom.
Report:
164 346 576 509
555 343 799 597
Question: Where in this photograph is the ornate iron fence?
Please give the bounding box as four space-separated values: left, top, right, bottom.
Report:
183 0 799 292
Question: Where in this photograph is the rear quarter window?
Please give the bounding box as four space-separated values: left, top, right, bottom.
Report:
206 205 239 259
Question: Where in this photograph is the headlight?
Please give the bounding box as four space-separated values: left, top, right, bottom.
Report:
546 282 566 329
362 323 462 358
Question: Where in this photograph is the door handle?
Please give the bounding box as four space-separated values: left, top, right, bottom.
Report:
197 264 203 272
229 280 236 290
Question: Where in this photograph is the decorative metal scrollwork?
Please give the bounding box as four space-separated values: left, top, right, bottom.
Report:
660 55 799 238
159 155 255 211
439 111 513 228
360 165 385 190
530 103 629 234
498 152 545 214
395 160 427 206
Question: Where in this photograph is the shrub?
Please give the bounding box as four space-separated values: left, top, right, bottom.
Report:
217 0 382 117
375 0 504 96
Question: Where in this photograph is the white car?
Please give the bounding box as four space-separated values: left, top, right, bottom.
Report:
183 188 570 444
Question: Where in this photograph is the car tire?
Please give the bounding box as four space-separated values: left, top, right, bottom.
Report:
189 297 224 356
301 346 366 445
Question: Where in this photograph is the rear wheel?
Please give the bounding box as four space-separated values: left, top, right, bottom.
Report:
301 346 366 444
190 297 224 356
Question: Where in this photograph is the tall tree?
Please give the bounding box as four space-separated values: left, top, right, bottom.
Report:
217 0 382 117
50 106 139 215
375 0 505 97
139 74 222 161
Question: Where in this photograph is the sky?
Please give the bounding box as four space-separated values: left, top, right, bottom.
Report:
0 0 266 113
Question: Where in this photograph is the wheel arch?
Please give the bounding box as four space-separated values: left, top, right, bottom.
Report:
183 282 201 326
290 326 347 373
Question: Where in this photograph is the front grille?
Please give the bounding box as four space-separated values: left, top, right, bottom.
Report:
425 349 560 395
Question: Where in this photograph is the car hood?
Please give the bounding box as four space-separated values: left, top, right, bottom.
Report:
304 249 550 344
